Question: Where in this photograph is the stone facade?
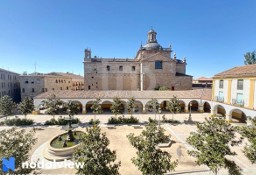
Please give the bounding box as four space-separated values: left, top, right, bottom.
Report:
19 72 83 100
0 68 20 102
84 29 192 90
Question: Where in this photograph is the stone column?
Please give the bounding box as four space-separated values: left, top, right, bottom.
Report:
198 105 204 113
225 114 232 123
82 106 87 114
184 104 189 113
210 109 216 117
142 105 146 114
140 62 143 91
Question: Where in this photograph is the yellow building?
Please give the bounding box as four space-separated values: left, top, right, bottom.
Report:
212 64 256 122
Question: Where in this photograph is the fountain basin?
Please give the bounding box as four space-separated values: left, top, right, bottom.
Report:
43 131 85 161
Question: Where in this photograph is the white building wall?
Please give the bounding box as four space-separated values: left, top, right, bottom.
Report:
231 79 236 103
214 80 220 98
223 80 228 103
243 79 250 107
254 80 256 110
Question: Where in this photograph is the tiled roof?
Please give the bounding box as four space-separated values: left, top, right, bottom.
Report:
0 68 20 75
213 64 256 78
84 58 136 62
49 72 83 80
34 89 212 100
195 77 213 81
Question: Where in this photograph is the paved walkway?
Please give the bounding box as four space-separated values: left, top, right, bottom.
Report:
1 113 255 175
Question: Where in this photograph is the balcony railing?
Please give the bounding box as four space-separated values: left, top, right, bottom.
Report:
232 99 244 107
215 96 224 102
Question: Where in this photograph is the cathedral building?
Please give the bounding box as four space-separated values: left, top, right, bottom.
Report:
83 29 192 91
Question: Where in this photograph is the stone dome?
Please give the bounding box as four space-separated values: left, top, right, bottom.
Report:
148 29 155 33
143 42 161 50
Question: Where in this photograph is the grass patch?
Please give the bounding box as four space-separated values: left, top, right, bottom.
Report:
50 131 84 148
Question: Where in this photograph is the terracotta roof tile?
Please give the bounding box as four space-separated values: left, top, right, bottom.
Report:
34 89 212 101
214 64 256 78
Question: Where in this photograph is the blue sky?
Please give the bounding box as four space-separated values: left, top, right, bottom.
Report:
0 0 255 78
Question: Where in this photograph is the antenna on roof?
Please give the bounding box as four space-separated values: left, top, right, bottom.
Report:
34 62 37 73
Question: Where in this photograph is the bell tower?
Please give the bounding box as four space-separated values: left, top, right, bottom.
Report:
147 29 157 43
84 49 91 59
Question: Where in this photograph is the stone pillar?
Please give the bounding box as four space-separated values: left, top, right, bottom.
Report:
140 62 144 91
184 104 189 113
82 106 87 114
142 105 146 114
225 114 232 123
210 109 216 117
198 105 204 113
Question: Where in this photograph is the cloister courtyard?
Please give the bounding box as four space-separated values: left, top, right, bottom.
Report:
1 113 256 175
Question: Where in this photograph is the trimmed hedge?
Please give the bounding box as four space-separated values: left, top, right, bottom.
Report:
4 118 34 126
148 116 181 124
162 116 181 124
44 118 80 125
108 116 139 124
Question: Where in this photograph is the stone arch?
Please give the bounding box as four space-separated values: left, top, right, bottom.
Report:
101 100 113 113
178 100 186 112
203 101 211 113
134 100 143 113
85 100 95 114
160 100 170 113
145 100 159 113
69 100 83 113
229 108 247 123
119 100 127 113
189 100 199 112
213 104 226 117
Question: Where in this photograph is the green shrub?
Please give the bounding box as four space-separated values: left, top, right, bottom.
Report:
122 116 139 124
108 117 121 124
148 117 157 124
44 118 58 125
162 116 181 124
5 118 34 126
88 119 100 125
108 116 139 124
44 117 80 125
0 121 5 125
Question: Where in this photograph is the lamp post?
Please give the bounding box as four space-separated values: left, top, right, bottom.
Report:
65 109 75 142
188 103 192 122
158 107 161 127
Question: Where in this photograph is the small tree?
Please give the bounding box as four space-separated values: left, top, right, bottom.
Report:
127 123 177 175
0 95 16 120
0 127 37 174
167 96 181 120
64 100 81 117
146 98 160 120
187 117 242 175
237 118 256 163
18 97 34 118
110 97 123 117
127 97 135 116
41 94 64 118
91 98 103 121
73 124 121 175
244 50 256 65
